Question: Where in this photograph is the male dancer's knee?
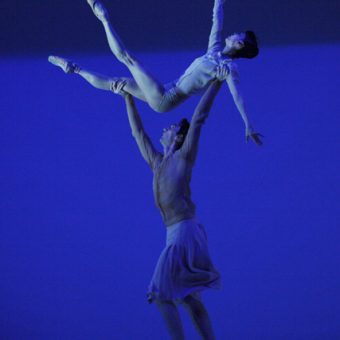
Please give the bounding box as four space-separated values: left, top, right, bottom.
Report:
183 295 206 318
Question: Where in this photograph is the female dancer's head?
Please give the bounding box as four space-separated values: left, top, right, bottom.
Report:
160 118 190 151
223 31 259 59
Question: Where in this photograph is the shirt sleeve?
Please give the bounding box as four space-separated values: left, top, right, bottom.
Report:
226 63 242 103
227 62 240 85
226 63 251 129
207 0 225 53
125 96 161 170
180 81 222 164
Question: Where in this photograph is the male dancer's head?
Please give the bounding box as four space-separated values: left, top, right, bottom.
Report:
160 118 190 151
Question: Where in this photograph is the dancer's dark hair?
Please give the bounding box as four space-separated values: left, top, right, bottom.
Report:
175 118 190 150
233 31 259 59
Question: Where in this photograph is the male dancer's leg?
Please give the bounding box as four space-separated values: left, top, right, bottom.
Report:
155 300 185 340
88 0 170 112
182 294 216 340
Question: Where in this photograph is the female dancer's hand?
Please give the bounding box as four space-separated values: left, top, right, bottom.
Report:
246 125 263 146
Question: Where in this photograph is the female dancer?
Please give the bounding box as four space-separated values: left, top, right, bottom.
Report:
123 80 223 339
49 0 262 145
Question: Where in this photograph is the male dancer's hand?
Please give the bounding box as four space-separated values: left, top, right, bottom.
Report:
111 79 127 97
246 125 263 146
216 65 229 81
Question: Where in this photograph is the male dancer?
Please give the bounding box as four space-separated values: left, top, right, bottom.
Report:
122 80 223 339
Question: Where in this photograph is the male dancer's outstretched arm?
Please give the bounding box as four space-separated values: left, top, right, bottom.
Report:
124 80 223 168
124 95 162 169
180 80 223 163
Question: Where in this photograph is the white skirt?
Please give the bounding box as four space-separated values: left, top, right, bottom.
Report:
147 218 221 304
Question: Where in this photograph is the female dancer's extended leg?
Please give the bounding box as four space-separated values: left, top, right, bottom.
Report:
87 0 171 112
79 70 147 101
48 56 146 101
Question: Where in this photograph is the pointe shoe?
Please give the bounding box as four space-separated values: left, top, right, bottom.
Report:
48 56 80 74
87 0 109 22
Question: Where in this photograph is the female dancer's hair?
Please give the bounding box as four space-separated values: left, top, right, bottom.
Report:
233 31 259 59
175 118 190 150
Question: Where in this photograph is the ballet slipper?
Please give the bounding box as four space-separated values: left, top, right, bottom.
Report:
87 0 109 22
48 56 80 74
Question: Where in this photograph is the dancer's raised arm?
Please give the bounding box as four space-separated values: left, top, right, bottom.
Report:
180 80 223 162
207 0 226 53
124 95 162 169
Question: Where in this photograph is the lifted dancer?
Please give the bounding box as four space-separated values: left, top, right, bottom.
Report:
122 80 223 339
49 0 263 145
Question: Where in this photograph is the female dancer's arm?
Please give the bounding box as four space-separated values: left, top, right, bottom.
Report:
180 81 223 162
226 66 263 145
124 95 162 168
207 0 226 52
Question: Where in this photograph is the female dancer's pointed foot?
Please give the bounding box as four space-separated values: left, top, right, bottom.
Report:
48 56 80 74
87 0 109 22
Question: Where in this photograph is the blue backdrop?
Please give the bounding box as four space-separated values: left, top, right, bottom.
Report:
1 2 340 339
